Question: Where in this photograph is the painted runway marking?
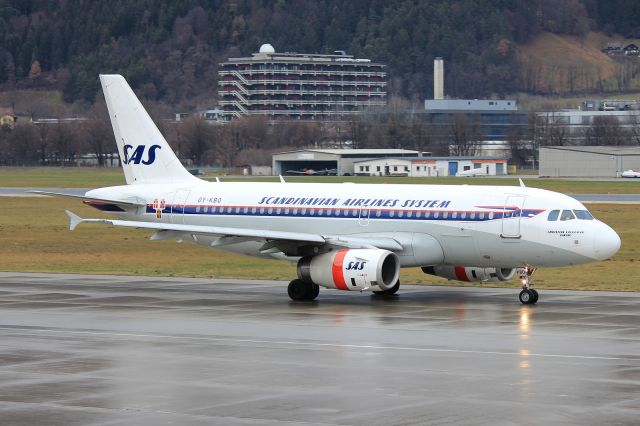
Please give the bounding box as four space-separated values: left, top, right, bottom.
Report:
1 326 637 362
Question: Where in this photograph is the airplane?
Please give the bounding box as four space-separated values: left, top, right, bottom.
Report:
456 168 488 177
285 168 338 176
621 168 640 178
37 75 621 305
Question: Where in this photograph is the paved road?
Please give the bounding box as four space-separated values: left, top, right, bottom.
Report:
0 187 87 196
0 272 638 425
569 193 640 203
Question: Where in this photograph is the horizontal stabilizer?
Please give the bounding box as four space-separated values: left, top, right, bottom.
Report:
31 190 143 207
65 210 82 231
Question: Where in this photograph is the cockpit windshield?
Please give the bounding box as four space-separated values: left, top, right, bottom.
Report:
560 210 575 221
548 209 594 221
573 210 594 220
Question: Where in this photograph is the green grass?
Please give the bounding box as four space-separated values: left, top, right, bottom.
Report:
0 167 125 188
2 167 640 194
0 197 638 292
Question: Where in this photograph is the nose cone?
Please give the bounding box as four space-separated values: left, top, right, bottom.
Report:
593 222 621 260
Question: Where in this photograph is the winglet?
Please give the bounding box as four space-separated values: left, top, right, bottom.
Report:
215 177 220 182
65 210 83 231
519 178 526 188
279 175 286 183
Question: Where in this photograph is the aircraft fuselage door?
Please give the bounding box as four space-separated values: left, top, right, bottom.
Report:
358 208 370 226
501 195 526 238
171 189 190 224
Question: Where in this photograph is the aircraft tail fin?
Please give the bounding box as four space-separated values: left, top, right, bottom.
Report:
99 74 198 185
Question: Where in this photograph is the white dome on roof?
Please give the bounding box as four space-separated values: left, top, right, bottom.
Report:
259 43 275 53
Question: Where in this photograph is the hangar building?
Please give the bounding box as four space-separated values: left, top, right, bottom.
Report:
539 146 640 177
272 149 423 176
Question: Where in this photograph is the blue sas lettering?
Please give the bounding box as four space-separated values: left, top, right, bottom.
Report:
346 261 366 271
123 144 161 165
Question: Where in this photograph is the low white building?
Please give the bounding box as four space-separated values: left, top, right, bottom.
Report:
353 157 508 177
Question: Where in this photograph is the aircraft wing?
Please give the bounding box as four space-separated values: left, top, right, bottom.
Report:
65 211 403 252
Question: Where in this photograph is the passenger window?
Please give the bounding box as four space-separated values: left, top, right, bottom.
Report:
560 210 575 221
574 210 594 220
547 210 560 221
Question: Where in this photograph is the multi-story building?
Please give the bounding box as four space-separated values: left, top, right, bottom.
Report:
218 44 387 121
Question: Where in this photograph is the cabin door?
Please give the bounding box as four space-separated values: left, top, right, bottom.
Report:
170 189 191 224
501 195 526 238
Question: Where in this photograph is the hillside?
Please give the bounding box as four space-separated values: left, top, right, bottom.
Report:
2 1 640 109
517 32 640 95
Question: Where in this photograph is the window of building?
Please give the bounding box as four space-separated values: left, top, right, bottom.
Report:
393 166 398 172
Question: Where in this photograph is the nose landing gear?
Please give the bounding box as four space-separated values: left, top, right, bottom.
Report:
518 266 538 305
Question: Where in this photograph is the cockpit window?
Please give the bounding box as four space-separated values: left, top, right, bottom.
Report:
560 210 575 221
547 210 560 221
574 210 594 220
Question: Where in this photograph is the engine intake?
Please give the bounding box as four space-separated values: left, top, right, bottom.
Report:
422 265 516 282
298 249 400 291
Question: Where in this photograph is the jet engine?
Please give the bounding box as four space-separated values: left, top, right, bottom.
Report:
422 265 516 282
297 249 400 291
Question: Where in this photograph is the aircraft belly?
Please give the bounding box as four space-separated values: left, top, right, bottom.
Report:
171 215 593 268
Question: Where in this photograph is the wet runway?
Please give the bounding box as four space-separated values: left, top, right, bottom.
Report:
0 272 638 425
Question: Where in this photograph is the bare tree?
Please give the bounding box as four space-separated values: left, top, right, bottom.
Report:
177 116 215 166
50 123 78 166
585 116 629 146
537 111 570 146
447 113 480 156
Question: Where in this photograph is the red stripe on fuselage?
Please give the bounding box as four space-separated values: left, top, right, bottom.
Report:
332 250 349 290
454 266 470 282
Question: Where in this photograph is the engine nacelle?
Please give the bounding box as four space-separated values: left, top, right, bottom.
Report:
422 265 516 282
297 249 400 291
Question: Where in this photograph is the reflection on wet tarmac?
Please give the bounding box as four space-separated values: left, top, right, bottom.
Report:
0 272 638 425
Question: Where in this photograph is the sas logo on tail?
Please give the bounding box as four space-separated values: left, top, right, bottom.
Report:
346 261 366 271
123 144 161 165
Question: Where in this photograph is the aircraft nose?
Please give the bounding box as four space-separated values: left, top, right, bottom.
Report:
593 222 621 260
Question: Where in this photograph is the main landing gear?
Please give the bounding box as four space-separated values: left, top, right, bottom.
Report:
518 266 539 305
373 280 400 296
287 279 319 301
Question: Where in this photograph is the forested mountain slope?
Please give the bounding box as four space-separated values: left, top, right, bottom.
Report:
1 0 640 106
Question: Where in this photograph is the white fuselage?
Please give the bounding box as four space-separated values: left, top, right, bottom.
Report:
86 181 621 269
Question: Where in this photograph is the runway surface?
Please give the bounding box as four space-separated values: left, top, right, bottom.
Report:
0 272 638 425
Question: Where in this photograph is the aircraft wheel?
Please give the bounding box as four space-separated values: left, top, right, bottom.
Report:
530 289 539 304
308 283 320 300
288 279 307 301
373 280 400 296
288 279 318 301
519 289 535 305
